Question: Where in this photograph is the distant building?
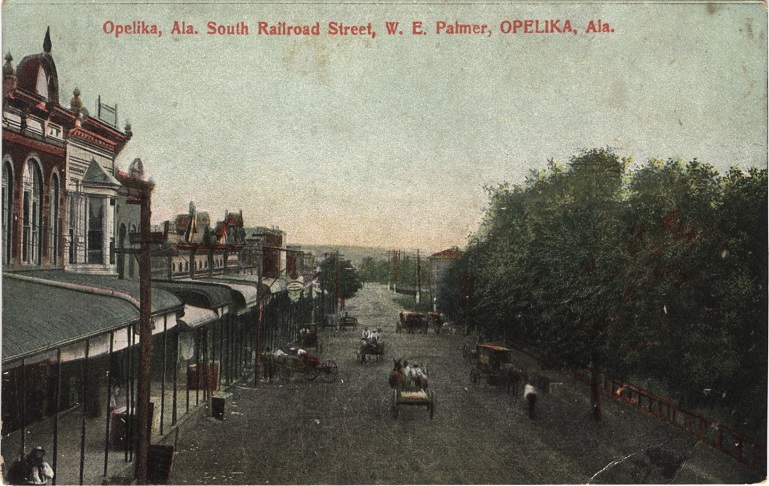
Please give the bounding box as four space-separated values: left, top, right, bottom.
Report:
151 203 249 280
244 226 285 278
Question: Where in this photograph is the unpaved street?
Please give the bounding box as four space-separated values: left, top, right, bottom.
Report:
170 284 762 484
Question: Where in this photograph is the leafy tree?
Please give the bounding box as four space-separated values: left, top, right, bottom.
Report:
439 148 766 431
358 256 390 283
317 253 363 311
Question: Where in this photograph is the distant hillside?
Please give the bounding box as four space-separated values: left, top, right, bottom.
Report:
297 245 392 266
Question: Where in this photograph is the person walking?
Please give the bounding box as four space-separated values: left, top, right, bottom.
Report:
524 383 538 419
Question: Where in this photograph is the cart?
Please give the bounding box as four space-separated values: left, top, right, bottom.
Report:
272 349 338 383
469 343 523 394
338 313 359 331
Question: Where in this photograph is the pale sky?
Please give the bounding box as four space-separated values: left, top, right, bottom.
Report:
2 1 767 253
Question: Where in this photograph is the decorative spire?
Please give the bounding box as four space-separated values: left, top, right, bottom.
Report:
3 52 14 76
43 27 52 54
3 52 17 99
124 120 133 138
128 157 145 180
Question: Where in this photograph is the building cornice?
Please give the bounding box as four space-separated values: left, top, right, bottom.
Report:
2 129 66 156
68 126 118 152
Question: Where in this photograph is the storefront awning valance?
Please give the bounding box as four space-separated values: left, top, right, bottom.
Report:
178 305 219 329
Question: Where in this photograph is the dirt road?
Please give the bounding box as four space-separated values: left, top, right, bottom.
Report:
169 283 763 484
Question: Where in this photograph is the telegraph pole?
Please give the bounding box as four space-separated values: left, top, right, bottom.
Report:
123 161 155 485
254 247 263 386
416 249 421 305
393 250 399 294
334 251 340 315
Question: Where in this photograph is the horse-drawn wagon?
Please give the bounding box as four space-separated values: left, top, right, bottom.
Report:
338 312 359 331
397 311 444 334
389 359 435 419
268 347 338 383
397 311 427 334
357 333 385 364
469 344 523 394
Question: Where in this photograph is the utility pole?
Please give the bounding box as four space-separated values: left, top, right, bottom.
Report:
416 249 422 305
393 250 399 295
386 250 391 290
334 251 340 315
123 162 155 485
254 246 263 386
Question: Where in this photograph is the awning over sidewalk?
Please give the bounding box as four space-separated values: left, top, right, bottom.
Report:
2 272 183 364
4 277 136 363
154 280 233 311
27 270 183 315
198 277 259 309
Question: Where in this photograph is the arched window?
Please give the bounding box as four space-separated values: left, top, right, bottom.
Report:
22 159 43 264
2 161 13 264
49 172 60 264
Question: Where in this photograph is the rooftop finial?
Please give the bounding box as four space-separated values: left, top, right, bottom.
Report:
70 88 83 114
43 27 52 54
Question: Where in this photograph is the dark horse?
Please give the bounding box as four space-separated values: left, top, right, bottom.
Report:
389 358 405 390
503 367 524 395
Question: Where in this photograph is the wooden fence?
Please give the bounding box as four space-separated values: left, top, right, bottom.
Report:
564 367 765 471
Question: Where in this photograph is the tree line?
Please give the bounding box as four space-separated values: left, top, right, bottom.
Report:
438 148 766 431
359 252 433 293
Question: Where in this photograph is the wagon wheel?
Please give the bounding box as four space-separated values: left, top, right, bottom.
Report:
377 343 386 363
304 364 320 381
470 368 481 385
391 389 399 419
321 361 338 383
428 390 436 419
277 366 291 382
